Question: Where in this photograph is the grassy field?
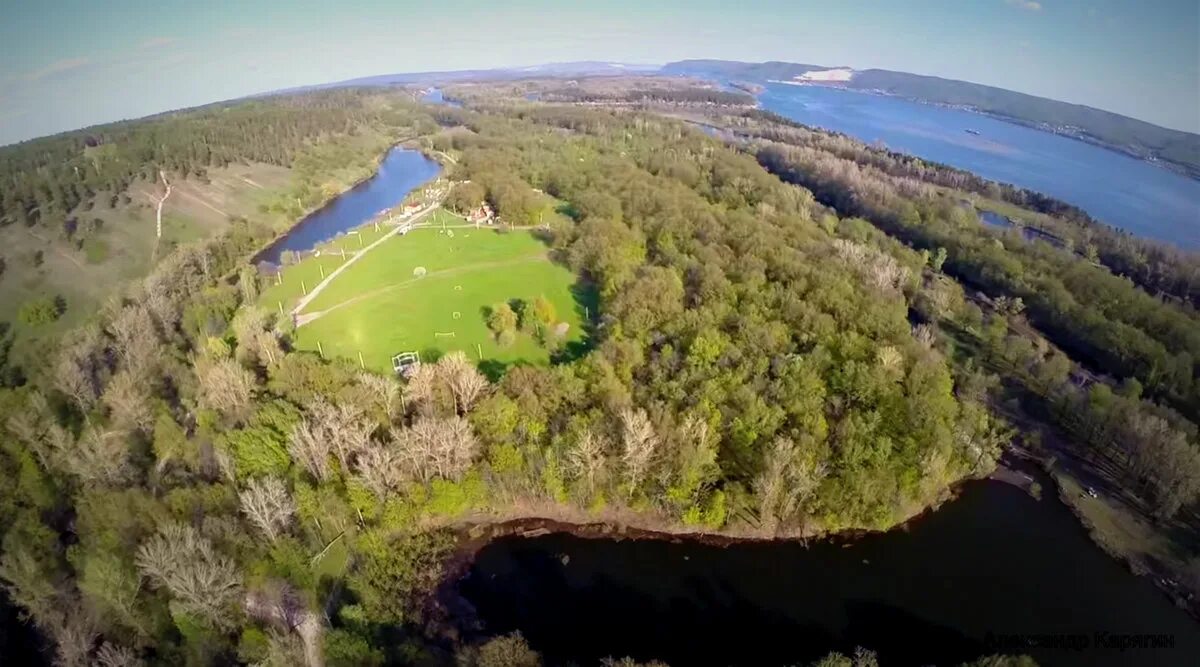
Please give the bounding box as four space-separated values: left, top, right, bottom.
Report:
256 209 462 313
286 218 590 376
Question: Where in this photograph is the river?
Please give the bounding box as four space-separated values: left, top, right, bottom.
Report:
756 83 1200 249
458 473 1200 667
254 146 440 266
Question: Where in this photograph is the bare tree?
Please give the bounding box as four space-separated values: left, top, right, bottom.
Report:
355 446 405 499
48 606 98 667
289 417 331 483
754 437 826 534
135 524 241 627
833 239 910 293
255 329 283 367
69 427 134 487
358 371 402 423
619 408 658 495
239 477 296 543
754 438 793 535
400 415 479 482
289 398 374 480
404 361 448 416
438 351 489 413
912 323 937 350
102 370 154 433
54 325 109 415
94 642 145 667
108 303 161 379
195 357 256 419
5 390 70 471
565 428 608 498
232 307 281 368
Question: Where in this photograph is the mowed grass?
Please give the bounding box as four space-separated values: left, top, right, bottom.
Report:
291 225 588 374
256 209 466 313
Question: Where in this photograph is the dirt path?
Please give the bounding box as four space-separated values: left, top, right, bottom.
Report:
25 229 85 271
291 203 440 316
155 171 172 239
172 184 228 218
295 253 548 327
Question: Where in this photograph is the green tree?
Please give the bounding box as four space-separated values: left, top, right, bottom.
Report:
487 302 518 343
17 297 62 326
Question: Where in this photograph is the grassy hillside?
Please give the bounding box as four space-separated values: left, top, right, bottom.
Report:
0 162 291 366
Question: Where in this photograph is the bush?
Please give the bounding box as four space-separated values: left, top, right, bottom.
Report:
18 297 62 326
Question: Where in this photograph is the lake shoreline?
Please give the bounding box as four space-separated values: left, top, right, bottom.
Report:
249 138 441 269
429 449 1198 650
759 80 1200 181
428 455 1037 637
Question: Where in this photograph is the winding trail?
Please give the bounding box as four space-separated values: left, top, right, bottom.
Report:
291 202 439 316
155 170 172 239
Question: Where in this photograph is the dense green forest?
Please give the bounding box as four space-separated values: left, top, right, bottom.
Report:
739 110 1200 308
0 94 1037 665
6 79 1193 665
754 139 1200 520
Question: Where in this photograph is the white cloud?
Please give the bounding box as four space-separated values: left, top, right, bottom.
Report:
1005 0 1043 11
140 37 176 49
23 57 90 81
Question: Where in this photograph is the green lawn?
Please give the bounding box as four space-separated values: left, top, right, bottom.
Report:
289 221 590 375
256 220 397 314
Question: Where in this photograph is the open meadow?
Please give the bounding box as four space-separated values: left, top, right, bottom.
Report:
274 212 591 375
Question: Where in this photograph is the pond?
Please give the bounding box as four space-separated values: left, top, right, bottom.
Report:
253 146 440 267
458 473 1200 666
979 210 1065 248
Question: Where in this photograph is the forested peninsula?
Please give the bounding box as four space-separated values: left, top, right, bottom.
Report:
0 77 1195 666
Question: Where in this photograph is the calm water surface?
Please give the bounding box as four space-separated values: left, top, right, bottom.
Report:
758 84 1200 249
254 147 440 266
460 477 1199 667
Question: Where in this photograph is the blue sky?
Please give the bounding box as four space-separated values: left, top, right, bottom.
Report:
1 0 1197 145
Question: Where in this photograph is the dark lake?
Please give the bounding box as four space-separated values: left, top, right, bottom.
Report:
0 590 44 664
757 83 1200 249
459 476 1200 666
254 146 440 266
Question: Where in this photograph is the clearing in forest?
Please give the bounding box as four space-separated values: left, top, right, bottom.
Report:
277 213 591 375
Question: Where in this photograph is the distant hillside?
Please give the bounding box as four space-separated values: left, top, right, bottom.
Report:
662 59 1200 178
273 62 659 95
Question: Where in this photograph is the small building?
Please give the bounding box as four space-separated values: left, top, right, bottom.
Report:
467 203 494 225
398 202 423 219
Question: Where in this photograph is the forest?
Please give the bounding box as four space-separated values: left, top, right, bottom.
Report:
739 110 1200 307
754 138 1200 521
3 79 1192 665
